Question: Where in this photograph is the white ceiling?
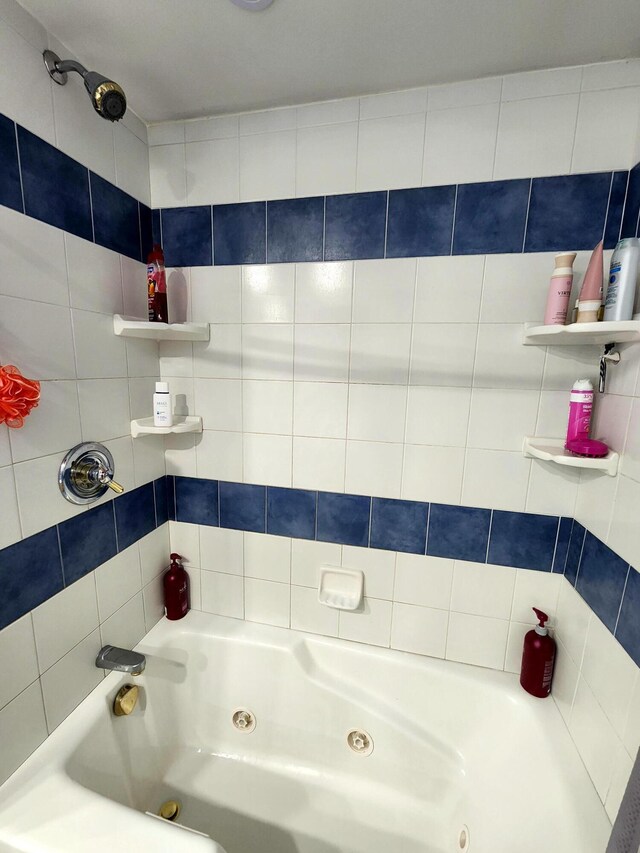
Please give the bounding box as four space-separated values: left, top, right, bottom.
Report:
19 0 640 124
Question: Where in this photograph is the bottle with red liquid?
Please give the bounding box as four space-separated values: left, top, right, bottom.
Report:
163 553 189 620
520 607 556 698
147 244 168 323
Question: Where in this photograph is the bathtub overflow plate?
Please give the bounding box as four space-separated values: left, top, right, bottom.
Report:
458 825 470 850
346 729 373 755
232 708 256 733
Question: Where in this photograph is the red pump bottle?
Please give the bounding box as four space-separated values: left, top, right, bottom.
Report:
147 244 168 323
163 553 189 620
520 607 556 698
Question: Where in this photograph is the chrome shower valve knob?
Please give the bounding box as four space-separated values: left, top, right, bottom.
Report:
58 442 125 505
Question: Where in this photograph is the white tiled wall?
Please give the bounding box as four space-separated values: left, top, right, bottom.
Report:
148 59 640 207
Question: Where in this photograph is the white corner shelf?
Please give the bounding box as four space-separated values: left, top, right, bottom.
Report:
523 437 619 477
131 416 203 439
113 315 209 341
523 320 640 347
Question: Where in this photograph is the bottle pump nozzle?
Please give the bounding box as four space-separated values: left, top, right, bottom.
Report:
170 552 183 568
533 607 549 635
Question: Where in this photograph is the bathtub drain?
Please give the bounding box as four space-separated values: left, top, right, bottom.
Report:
232 708 256 732
346 729 373 755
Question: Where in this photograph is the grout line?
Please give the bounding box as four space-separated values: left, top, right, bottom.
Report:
367 497 373 547
137 202 143 262
549 517 561 572
87 170 95 244
152 479 158 528
112 501 120 553
567 77 583 174
322 195 326 262
449 184 458 255
490 77 504 180
618 170 631 242
210 204 215 266
13 121 26 215
314 490 318 540
613 565 631 636
573 526 587 588
264 201 268 263
521 178 533 253
382 190 390 258
423 503 431 555
601 171 615 242
484 510 494 563
55 525 66 586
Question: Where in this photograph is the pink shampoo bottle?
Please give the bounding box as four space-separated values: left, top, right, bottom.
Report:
544 252 576 325
565 379 594 448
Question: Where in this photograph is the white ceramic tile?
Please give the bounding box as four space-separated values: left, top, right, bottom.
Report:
0 425 11 466
474 324 545 389
574 467 618 545
609 471 640 566
0 19 54 143
188 567 202 611
391 602 448 659
341 545 395 600
244 532 291 583
194 378 242 432
40 629 102 732
526 460 580 517
0 614 38 711
542 345 599 391
410 324 477 387
423 103 499 186
296 122 358 197
243 433 292 486
0 207 67 306
345 440 403 499
94 545 142 623
593 393 632 456
132 435 165 487
295 262 353 324
360 89 427 119
349 324 412 384
168 520 200 567
0 297 75 380
239 130 296 201
121 256 150 321
0 681 48 786
428 77 502 110
139 525 170 585
165 433 197 477
186 138 240 205
402 444 464 504
623 399 640 484
582 616 638 738
292 436 345 492
9 381 82 463
0 1 47 49
65 233 123 315
451 561 516 619
72 309 127 379
569 676 620 800
481 252 555 323
605 740 634 823
14 452 83 535
353 259 416 323
196 430 243 481
200 526 243 575
581 60 640 91
244 578 289 628
190 266 241 324
356 113 426 191
296 98 360 127
414 256 484 323
556 580 591 666
185 115 238 142
0 466 22 549
243 379 293 434
294 324 350 382
405 386 471 447
142 575 165 631
149 144 187 208
394 553 453 610
159 341 194 379
446 611 509 670
77 378 131 442
32 573 99 673
572 88 640 172
291 585 339 636
339 598 392 648
99 593 146 653
467 389 540 451
511 569 562 623
504 621 529 674
501 67 583 100
623 675 640 758
606 340 640 398
242 264 294 323
293 381 348 439
201 570 244 619
291 538 342 588
494 95 579 179
148 122 185 145
242 324 293 380
239 107 296 135
113 122 150 206
193 325 242 379
462 449 531 511
166 267 190 325
552 638 580 724
347 384 407 442
536 390 573 439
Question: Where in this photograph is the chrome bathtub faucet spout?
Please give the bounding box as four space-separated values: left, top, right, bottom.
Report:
96 645 146 675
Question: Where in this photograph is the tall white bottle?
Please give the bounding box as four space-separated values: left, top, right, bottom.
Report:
604 238 640 321
153 381 173 427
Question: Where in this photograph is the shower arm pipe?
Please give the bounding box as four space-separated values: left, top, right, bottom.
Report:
51 58 89 78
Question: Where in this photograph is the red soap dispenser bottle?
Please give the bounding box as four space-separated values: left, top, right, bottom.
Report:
520 607 556 698
147 244 168 323
163 553 189 620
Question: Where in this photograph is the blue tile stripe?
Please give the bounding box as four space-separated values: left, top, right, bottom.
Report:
1 111 638 268
0 477 169 631
2 473 640 671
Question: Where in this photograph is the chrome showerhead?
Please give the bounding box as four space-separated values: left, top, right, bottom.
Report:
43 49 127 122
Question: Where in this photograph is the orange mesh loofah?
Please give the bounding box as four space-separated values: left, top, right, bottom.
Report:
0 365 40 428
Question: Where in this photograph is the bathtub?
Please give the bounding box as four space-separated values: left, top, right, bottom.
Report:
0 610 610 853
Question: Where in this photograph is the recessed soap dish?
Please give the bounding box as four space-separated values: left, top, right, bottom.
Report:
318 566 363 611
